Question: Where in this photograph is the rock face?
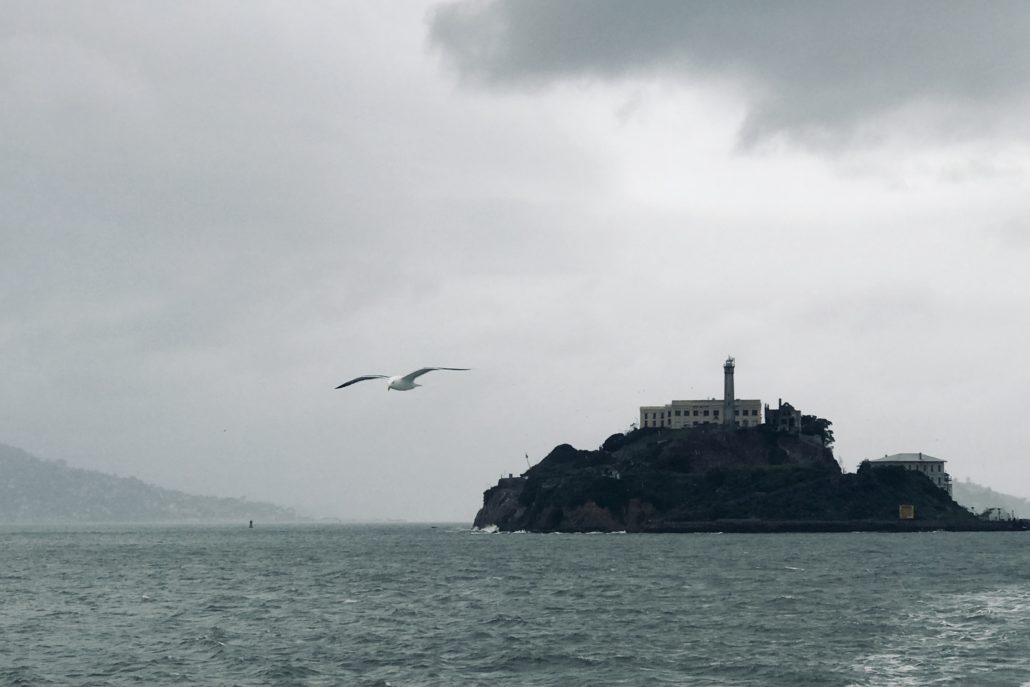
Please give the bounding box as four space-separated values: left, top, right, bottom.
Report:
474 425 985 532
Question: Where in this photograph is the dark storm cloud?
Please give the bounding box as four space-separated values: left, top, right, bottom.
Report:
428 0 1030 144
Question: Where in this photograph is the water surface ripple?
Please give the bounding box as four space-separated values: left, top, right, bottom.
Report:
1 526 1028 686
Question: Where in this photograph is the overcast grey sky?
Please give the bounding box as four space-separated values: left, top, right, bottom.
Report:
3 1 1029 520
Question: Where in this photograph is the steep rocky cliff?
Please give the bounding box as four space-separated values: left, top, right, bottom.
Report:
474 425 986 532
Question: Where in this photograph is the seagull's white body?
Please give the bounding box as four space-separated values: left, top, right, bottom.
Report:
335 367 469 391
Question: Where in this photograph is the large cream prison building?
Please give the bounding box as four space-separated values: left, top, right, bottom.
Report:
640 357 763 429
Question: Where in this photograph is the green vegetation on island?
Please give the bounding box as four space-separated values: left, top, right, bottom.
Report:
474 423 1021 533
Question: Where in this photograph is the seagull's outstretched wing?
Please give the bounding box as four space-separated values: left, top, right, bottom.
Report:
335 375 388 389
399 367 470 384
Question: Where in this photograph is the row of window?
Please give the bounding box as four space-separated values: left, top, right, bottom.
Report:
642 418 756 428
889 463 946 473
645 408 760 419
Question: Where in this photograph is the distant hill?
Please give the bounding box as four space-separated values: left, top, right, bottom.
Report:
0 442 301 523
952 480 1030 519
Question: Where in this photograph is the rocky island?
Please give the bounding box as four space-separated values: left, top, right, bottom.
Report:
476 358 1028 533
474 424 1023 533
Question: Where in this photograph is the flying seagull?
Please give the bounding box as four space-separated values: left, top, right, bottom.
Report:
335 367 470 391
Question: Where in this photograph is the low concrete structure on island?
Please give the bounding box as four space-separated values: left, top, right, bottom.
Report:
640 398 762 429
868 452 952 496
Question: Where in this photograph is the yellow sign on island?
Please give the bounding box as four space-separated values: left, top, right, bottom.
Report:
899 504 915 520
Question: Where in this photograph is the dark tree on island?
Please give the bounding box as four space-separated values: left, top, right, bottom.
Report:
800 415 834 447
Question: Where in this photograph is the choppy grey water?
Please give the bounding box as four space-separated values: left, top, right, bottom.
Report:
2 525 1029 686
